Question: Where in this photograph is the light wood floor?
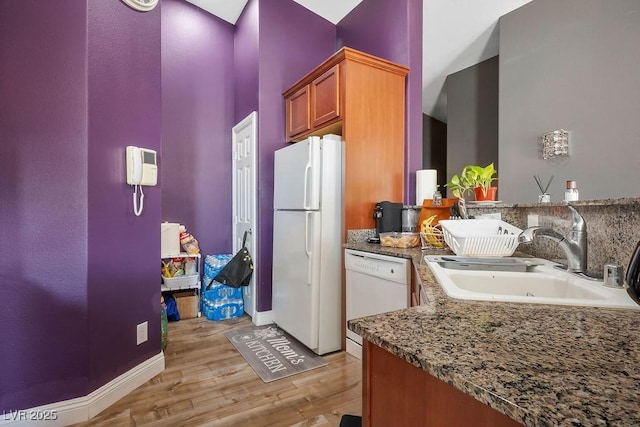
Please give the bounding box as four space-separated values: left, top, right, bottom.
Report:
73 315 362 427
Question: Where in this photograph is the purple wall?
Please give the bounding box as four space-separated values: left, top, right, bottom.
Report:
86 2 162 392
0 0 89 410
234 0 259 123
0 0 422 411
337 0 423 204
1 0 162 410
161 0 235 257
251 1 336 312
255 2 337 312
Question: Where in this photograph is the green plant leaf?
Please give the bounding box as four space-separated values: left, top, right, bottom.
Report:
447 163 497 197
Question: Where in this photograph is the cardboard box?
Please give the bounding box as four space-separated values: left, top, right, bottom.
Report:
173 291 199 319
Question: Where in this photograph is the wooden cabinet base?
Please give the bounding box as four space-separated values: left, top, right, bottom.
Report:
362 341 523 427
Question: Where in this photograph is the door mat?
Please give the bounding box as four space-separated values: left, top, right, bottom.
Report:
224 325 328 383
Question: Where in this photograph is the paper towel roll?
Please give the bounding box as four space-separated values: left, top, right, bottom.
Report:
416 169 438 205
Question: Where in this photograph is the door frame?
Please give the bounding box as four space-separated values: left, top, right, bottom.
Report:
232 111 258 321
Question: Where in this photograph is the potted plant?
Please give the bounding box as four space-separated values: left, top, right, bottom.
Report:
446 163 498 201
444 173 472 199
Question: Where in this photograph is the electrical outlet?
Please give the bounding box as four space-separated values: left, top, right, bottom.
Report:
527 214 539 227
137 321 148 345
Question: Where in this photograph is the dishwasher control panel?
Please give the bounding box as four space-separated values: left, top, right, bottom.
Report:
344 250 408 284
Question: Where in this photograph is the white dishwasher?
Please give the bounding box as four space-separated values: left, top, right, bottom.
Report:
345 249 409 359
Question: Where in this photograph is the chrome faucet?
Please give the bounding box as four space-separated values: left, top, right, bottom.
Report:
518 204 587 273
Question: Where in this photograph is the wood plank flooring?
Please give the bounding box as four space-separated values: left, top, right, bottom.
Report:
73 315 362 426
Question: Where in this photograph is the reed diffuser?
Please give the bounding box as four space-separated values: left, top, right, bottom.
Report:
534 175 553 203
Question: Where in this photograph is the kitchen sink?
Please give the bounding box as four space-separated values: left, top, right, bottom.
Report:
424 256 640 309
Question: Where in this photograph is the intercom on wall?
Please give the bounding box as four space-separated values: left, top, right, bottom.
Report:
126 146 157 216
126 146 157 186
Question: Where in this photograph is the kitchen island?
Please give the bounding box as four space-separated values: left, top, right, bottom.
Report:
345 242 640 426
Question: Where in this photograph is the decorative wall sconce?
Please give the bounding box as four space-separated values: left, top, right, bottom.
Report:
542 129 569 159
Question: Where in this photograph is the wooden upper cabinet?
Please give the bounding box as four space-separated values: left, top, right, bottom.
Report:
311 64 340 129
285 85 311 140
283 47 408 234
285 64 341 141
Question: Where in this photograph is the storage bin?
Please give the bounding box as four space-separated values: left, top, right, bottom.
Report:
379 232 420 248
173 291 199 319
162 274 199 289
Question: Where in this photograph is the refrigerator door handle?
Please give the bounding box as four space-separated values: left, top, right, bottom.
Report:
305 211 312 284
303 162 312 210
302 140 313 210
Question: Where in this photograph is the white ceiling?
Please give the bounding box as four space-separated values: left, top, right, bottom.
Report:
422 0 531 122
183 0 248 24
183 0 532 123
181 0 363 25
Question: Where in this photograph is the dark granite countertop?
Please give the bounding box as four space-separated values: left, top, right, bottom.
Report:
345 242 640 427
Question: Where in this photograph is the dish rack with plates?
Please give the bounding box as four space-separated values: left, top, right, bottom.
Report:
438 219 522 257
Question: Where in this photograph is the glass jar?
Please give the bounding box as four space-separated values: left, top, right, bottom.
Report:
432 189 443 206
564 180 579 202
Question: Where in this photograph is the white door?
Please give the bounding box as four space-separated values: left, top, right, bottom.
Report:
272 210 321 350
273 136 321 210
232 111 257 320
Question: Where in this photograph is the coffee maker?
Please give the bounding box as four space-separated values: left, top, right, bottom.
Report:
367 201 403 243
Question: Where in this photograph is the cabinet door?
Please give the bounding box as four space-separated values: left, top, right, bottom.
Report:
311 64 340 128
286 85 311 140
363 342 524 427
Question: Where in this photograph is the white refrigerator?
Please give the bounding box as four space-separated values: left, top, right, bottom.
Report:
272 135 343 355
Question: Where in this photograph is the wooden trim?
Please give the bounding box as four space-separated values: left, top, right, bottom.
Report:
9 353 165 426
342 47 409 76
362 340 372 426
289 121 343 143
283 47 408 98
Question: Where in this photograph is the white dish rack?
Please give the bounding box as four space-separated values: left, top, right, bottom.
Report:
438 219 522 257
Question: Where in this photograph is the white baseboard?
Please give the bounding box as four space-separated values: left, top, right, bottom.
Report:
0 352 165 427
346 338 362 360
251 310 274 326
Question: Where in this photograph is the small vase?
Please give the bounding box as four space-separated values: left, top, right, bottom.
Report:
474 186 497 201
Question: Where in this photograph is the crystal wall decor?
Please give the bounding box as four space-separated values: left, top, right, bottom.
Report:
542 129 569 159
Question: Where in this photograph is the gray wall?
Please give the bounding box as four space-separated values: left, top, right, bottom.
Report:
446 56 499 197
422 114 447 190
499 0 640 203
